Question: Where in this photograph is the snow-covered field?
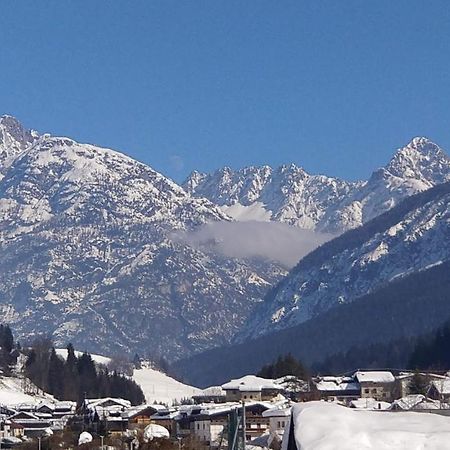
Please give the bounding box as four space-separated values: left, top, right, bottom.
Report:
132 367 200 406
284 401 450 450
0 376 51 406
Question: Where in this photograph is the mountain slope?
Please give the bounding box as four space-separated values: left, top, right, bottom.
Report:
238 182 450 341
0 117 285 358
184 138 450 233
173 260 450 387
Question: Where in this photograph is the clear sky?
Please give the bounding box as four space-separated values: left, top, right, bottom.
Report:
1 1 449 182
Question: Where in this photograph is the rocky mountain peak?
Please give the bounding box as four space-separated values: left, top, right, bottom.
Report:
0 116 38 175
385 137 450 184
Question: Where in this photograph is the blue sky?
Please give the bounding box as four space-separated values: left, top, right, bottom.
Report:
1 1 449 182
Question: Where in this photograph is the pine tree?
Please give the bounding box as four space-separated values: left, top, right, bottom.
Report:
48 348 65 398
407 370 430 395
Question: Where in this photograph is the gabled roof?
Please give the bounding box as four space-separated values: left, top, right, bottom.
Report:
390 395 440 411
84 397 131 409
122 404 166 419
10 411 39 420
430 379 450 394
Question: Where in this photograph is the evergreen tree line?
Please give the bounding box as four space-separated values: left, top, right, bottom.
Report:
0 323 19 373
257 353 309 380
314 320 450 376
409 321 450 370
25 339 145 405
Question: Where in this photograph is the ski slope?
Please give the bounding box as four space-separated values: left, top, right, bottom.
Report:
132 366 200 405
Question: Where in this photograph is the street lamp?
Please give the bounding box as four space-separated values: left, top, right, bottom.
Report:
100 435 104 450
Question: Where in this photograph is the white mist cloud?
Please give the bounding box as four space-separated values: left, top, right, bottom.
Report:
176 221 333 268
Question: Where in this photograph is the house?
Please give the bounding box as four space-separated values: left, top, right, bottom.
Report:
178 404 232 448
395 372 445 397
122 404 166 428
427 378 450 402
9 411 52 438
221 375 284 402
192 386 226 404
150 408 179 437
1 416 24 440
262 404 291 448
354 371 395 402
83 397 131 420
389 394 441 411
314 376 361 402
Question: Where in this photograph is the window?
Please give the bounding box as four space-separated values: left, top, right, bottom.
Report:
364 389 370 394
372 389 377 394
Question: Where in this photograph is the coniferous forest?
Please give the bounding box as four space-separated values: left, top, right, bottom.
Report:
1 324 144 405
24 340 145 405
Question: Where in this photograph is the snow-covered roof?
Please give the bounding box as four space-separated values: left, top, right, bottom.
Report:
222 375 283 392
349 398 391 410
354 371 395 383
315 376 360 392
262 406 291 418
390 395 440 411
122 404 166 419
195 386 226 397
84 397 131 409
430 379 450 394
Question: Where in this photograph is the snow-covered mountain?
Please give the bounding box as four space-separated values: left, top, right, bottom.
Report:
0 116 285 358
237 182 450 340
184 138 450 233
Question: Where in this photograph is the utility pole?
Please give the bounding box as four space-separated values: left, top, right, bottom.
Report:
100 435 104 450
38 436 41 450
241 401 246 449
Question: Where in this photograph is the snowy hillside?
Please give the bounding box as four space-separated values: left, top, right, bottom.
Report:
0 116 285 358
283 402 450 450
238 182 450 340
0 374 52 406
55 349 198 405
184 138 450 233
133 365 200 406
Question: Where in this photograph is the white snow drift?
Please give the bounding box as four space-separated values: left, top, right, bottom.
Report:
284 401 450 450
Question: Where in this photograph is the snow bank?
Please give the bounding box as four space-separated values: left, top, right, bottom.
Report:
78 431 93 445
132 367 200 406
285 401 450 450
143 423 170 442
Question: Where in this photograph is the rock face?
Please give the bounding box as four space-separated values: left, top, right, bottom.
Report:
0 116 285 359
236 182 450 341
184 137 450 233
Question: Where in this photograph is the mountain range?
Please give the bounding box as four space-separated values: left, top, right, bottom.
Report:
0 115 449 370
184 137 450 233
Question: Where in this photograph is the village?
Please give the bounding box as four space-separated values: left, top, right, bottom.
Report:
2 368 450 449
